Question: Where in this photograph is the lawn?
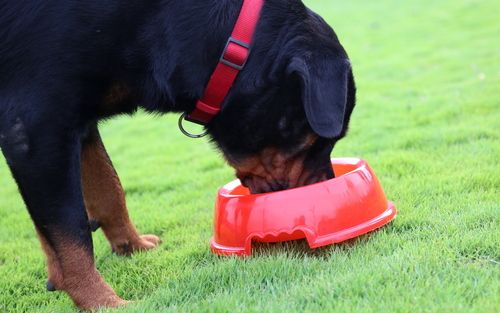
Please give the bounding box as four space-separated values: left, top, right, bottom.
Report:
0 0 499 312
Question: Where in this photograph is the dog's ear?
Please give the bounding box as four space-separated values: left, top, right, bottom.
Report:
287 55 351 138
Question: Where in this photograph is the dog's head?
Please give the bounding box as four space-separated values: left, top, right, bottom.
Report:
208 2 356 194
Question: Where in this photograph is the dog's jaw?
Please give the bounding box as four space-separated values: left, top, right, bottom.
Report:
223 135 335 194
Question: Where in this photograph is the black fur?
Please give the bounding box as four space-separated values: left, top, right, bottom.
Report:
0 0 355 306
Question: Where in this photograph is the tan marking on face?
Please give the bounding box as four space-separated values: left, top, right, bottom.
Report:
227 134 326 193
81 129 160 255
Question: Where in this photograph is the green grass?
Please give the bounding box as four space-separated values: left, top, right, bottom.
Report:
1 0 499 312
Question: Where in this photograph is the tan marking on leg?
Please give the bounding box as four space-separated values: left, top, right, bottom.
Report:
55 238 128 310
36 230 127 309
81 129 160 255
36 228 63 290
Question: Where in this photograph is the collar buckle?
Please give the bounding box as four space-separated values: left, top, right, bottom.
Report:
220 37 251 70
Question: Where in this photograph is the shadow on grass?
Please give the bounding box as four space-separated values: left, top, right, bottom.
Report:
250 232 376 259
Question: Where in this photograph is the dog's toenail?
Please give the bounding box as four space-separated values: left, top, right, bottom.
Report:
46 280 56 292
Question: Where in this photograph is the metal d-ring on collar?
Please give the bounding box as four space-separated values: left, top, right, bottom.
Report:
178 113 209 139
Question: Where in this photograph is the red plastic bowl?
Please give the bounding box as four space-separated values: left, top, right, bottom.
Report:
211 158 397 256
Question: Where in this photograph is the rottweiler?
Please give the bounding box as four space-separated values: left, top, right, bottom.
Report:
0 0 356 310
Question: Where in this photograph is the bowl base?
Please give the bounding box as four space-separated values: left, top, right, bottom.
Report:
211 202 397 256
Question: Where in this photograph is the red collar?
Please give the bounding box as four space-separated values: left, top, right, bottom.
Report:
180 0 265 135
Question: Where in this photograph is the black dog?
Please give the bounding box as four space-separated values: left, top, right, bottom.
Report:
0 0 355 309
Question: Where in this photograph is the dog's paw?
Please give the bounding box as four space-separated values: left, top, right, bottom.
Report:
78 294 131 311
140 234 161 246
112 234 161 256
132 234 161 252
105 297 131 309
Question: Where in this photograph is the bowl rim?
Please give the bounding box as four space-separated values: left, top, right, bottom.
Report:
218 157 368 199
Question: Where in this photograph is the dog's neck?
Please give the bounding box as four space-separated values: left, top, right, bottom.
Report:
130 0 245 114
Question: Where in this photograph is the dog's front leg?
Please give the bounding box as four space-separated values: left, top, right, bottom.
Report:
0 118 126 310
81 126 160 255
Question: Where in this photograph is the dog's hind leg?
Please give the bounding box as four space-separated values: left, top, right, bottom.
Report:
0 116 127 310
81 126 160 255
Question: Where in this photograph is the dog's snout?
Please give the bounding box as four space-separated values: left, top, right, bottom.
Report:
239 165 333 194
